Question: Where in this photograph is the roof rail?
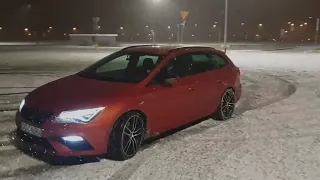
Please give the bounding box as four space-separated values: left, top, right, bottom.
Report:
121 44 158 50
168 46 215 53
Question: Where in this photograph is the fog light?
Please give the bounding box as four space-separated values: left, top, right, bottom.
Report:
62 136 84 142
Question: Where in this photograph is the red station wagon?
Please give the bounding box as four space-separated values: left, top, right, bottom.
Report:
15 45 242 160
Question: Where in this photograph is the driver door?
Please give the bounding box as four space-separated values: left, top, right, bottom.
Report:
138 54 198 135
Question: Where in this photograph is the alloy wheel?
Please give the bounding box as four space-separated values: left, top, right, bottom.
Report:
220 89 236 119
121 115 144 157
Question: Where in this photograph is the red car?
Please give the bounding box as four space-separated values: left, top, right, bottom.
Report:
15 45 241 160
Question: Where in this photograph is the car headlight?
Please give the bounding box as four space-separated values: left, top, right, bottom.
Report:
19 99 25 112
54 107 105 124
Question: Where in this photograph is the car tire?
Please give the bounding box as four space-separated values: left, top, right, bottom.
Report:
214 88 236 121
107 111 146 161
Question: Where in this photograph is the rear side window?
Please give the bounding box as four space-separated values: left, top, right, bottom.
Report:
190 53 217 74
191 54 210 62
208 53 227 68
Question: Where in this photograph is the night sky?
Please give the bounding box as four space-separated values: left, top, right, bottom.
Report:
0 0 319 41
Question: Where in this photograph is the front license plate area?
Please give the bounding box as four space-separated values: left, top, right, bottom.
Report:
21 122 43 137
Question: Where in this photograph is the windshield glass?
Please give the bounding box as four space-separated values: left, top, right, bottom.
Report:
78 52 165 83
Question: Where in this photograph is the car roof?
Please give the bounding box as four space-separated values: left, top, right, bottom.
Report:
120 45 218 55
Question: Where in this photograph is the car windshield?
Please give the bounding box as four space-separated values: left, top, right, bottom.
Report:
78 51 165 83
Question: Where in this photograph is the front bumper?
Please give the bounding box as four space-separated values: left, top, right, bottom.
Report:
15 113 110 157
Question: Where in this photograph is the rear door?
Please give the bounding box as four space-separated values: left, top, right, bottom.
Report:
186 52 223 119
204 52 231 112
178 51 231 121
139 54 199 134
207 52 230 92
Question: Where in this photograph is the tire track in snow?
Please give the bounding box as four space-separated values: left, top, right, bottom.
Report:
235 71 297 115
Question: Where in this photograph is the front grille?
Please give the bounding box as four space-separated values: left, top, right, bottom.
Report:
20 106 54 125
17 128 55 152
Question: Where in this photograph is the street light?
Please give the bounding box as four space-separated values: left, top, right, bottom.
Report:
145 25 149 28
24 28 29 31
0 27 2 30
213 24 217 28
167 25 171 29
259 24 263 27
120 26 124 30
223 0 228 51
49 26 52 29
304 22 308 25
241 22 245 26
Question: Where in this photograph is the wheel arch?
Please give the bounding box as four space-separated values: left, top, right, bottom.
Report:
128 109 148 129
114 109 149 137
227 86 235 92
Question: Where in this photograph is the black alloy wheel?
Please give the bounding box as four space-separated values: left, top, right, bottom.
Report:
215 88 236 121
107 111 145 160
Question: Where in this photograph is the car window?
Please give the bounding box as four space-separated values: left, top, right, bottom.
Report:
190 53 217 74
153 54 193 82
191 54 209 62
136 55 159 67
208 53 228 68
96 55 129 73
78 52 164 83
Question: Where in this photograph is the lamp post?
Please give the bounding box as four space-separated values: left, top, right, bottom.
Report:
223 0 228 52
315 18 319 44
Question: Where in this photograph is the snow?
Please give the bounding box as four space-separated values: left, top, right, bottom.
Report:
0 48 320 179
229 50 320 72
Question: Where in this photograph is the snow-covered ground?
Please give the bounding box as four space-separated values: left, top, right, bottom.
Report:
0 48 320 180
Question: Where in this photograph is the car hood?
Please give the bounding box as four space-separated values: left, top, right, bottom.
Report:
25 75 136 112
